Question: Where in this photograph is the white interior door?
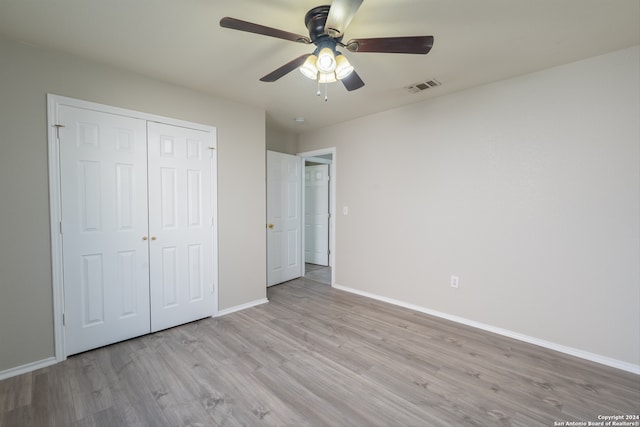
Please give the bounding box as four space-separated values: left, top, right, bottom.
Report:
59 106 151 355
305 164 330 266
267 151 302 286
147 122 217 332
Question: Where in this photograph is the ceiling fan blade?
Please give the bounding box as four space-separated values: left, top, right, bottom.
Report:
260 54 311 82
346 36 434 54
325 0 364 38
340 70 365 91
220 17 311 44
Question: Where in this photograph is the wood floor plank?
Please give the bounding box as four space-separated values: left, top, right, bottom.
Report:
67 352 114 421
73 406 128 427
0 372 32 412
1 277 638 426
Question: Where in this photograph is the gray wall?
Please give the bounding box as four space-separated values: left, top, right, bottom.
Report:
298 47 640 367
266 119 298 154
0 37 267 372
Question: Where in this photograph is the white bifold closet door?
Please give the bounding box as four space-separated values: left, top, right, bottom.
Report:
60 106 151 355
59 106 216 356
147 121 216 333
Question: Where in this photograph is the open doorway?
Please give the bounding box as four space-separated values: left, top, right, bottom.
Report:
299 148 335 286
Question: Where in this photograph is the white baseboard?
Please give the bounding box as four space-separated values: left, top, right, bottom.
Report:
216 298 269 317
333 283 640 375
0 357 58 381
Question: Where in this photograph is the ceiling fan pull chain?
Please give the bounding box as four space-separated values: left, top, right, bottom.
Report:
317 76 321 97
325 82 329 102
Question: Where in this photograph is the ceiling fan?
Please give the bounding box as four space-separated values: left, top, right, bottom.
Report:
220 0 434 95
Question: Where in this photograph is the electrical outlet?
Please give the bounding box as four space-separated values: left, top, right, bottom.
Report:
450 275 459 288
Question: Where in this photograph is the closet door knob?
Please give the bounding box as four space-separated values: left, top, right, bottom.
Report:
142 236 148 241
151 236 157 241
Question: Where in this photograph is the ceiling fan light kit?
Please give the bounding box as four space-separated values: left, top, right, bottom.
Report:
300 45 355 83
220 0 434 99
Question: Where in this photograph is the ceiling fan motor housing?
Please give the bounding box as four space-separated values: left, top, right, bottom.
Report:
305 5 343 46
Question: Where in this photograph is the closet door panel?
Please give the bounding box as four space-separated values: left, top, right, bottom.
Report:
147 122 216 332
59 106 151 356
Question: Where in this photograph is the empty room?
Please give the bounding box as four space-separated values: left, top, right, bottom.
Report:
0 0 638 426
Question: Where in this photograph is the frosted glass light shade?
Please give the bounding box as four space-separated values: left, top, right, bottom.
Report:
316 47 337 73
318 72 337 83
299 55 318 80
335 54 354 80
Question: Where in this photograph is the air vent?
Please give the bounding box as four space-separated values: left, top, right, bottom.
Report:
405 79 441 93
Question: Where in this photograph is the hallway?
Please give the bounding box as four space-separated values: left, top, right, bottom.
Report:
304 263 331 285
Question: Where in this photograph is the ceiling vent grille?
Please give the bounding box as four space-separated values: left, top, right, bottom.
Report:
405 79 441 93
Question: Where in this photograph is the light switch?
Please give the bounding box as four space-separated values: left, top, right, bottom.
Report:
343 206 349 215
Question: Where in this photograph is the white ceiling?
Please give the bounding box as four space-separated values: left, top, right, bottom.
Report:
1 0 639 132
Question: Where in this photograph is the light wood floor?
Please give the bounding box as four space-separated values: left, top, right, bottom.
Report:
1 278 638 426
304 263 331 285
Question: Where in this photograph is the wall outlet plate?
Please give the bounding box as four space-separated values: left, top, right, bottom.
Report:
450 275 459 288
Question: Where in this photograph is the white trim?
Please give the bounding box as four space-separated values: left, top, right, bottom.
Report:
210 138 219 315
216 298 269 317
333 283 640 375
48 94 215 132
0 357 58 381
47 94 219 364
47 95 66 363
298 147 337 282
304 156 332 165
298 155 307 276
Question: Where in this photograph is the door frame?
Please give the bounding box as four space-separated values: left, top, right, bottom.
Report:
47 94 218 362
298 147 336 286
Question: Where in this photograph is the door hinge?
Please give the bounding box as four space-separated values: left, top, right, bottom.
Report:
59 221 63 235
62 313 66 326
53 124 65 139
